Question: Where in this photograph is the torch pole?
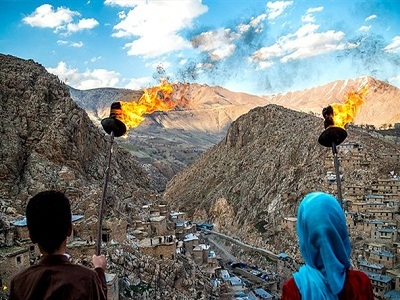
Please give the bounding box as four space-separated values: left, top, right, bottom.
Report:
96 130 115 255
331 141 344 211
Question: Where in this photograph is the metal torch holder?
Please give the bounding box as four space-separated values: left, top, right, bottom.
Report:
318 126 347 210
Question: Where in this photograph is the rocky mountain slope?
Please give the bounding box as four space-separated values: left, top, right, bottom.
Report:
0 54 213 299
0 54 155 216
163 104 400 256
70 76 400 193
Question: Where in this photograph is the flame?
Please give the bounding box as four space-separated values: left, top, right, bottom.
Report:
118 79 179 130
330 86 369 128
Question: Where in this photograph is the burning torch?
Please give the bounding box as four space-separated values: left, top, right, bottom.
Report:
318 105 347 210
96 102 126 255
318 86 368 211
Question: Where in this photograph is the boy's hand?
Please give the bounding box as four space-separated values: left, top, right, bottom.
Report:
92 254 106 270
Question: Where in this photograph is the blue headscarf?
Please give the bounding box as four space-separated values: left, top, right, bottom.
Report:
293 192 351 299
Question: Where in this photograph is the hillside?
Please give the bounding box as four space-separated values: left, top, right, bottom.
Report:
162 104 400 256
0 54 162 226
0 54 214 299
70 76 400 192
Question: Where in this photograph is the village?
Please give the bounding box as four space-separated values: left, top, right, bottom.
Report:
0 139 400 300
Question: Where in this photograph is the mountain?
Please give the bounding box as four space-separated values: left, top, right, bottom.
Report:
264 76 400 129
162 104 400 256
0 54 214 299
69 83 270 191
0 53 157 223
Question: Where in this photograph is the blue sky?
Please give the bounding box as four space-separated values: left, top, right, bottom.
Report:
1 0 399 94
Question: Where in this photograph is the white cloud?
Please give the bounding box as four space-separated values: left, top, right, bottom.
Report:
23 4 98 35
384 36 400 53
90 56 102 62
57 40 84 47
70 41 84 47
104 0 141 7
358 25 371 32
365 15 377 22
47 61 120 90
301 6 323 23
57 40 69 45
250 23 352 66
107 0 208 58
23 4 77 28
124 76 153 90
65 18 99 34
266 1 293 20
191 29 238 61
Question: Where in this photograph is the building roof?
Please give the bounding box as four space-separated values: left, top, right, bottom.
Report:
254 288 273 299
149 215 166 222
183 233 198 242
228 276 242 286
278 253 289 259
364 271 392 283
358 259 385 270
12 215 84 227
385 290 400 299
371 250 395 258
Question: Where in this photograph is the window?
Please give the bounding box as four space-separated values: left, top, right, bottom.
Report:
16 256 21 265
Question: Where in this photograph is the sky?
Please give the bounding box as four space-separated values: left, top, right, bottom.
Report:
1 0 399 95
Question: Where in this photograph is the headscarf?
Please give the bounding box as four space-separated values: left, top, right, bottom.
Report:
293 192 351 299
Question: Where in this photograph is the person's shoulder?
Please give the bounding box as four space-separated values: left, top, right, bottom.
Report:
282 277 301 300
344 269 373 291
347 269 370 281
67 263 99 275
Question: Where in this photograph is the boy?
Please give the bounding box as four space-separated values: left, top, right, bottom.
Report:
10 190 107 299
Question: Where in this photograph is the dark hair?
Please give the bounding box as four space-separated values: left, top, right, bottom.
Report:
26 190 72 254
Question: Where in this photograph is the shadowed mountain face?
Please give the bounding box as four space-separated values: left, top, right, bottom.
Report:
0 54 157 223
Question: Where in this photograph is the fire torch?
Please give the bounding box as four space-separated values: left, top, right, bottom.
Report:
96 102 127 255
318 105 347 210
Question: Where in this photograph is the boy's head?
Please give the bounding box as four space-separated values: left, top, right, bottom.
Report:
26 190 72 254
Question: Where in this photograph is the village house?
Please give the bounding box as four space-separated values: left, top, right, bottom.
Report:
138 235 176 260
280 217 297 232
183 233 199 254
344 185 365 201
174 220 196 240
149 215 168 236
365 271 392 298
371 226 398 243
169 211 186 223
358 259 386 275
368 250 396 269
386 269 400 291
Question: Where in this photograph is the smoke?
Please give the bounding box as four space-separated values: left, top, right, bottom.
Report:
172 1 400 95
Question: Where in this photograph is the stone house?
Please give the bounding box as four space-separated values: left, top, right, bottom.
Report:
386 270 400 291
371 227 398 243
106 273 119 300
280 217 296 232
174 221 196 240
344 185 365 201
170 212 186 223
192 244 210 265
0 246 31 290
369 250 396 269
138 236 176 260
357 259 386 275
149 215 168 236
183 233 199 254
365 271 392 298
